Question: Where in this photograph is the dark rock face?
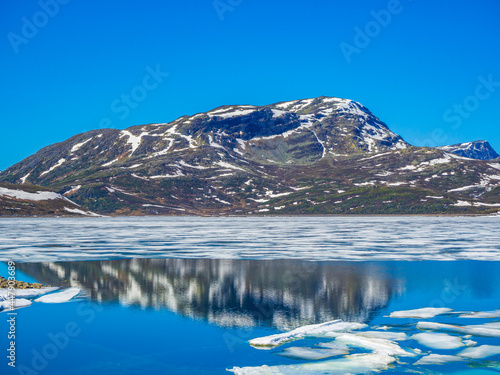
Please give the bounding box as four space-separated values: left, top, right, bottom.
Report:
438 141 500 161
0 96 499 216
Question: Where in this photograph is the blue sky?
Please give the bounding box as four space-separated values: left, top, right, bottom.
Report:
1 0 499 170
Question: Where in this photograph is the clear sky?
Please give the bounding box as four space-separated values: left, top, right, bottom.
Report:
1 0 499 170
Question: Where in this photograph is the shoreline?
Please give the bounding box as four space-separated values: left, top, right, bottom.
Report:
0 213 498 219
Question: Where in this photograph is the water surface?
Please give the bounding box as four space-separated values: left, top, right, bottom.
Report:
1 259 500 374
1 217 499 374
1 216 499 262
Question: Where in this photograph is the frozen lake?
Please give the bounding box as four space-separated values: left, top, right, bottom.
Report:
1 216 500 262
1 217 499 374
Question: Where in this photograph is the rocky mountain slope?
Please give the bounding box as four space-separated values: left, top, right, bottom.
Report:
438 141 500 160
0 182 99 217
1 96 499 215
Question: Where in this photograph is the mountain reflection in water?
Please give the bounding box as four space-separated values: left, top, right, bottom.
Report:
17 259 403 329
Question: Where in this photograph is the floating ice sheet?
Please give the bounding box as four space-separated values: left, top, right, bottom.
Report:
458 310 500 319
355 331 408 341
464 339 477 347
332 333 417 357
411 332 464 350
0 287 59 299
228 353 396 374
3 216 500 262
476 322 500 330
0 298 32 311
278 347 348 360
34 287 81 303
417 322 500 338
249 320 367 348
458 345 500 359
414 354 466 366
389 307 452 319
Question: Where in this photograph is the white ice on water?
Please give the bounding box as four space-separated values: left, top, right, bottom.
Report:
417 322 500 338
414 354 466 366
34 287 81 303
278 347 348 360
354 331 408 341
249 320 367 348
2 216 500 262
330 333 417 357
228 353 396 375
236 320 419 374
458 309 500 318
458 345 500 359
232 303 500 374
411 332 464 350
0 298 32 311
0 287 59 299
389 307 452 319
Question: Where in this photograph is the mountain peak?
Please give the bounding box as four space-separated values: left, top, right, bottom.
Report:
0 95 411 188
1 95 498 217
438 141 499 161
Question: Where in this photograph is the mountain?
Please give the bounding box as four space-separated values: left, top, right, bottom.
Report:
0 96 499 216
438 141 500 161
0 182 99 217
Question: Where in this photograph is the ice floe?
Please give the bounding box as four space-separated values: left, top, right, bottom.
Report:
414 354 466 366
389 307 452 319
278 347 348 360
331 333 417 357
458 345 500 359
354 330 408 341
233 304 500 373
249 320 366 348
417 322 500 338
0 287 59 299
34 287 81 303
464 339 477 347
229 353 396 374
0 298 32 311
411 332 464 350
458 309 500 318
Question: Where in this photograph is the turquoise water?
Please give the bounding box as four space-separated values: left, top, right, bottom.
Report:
0 217 499 374
1 259 499 374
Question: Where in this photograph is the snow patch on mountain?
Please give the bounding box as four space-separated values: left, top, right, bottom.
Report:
70 138 92 153
209 108 256 118
0 187 63 201
40 158 66 176
20 172 30 184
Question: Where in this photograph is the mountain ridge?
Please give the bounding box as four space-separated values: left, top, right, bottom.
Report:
437 140 499 161
1 96 499 216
